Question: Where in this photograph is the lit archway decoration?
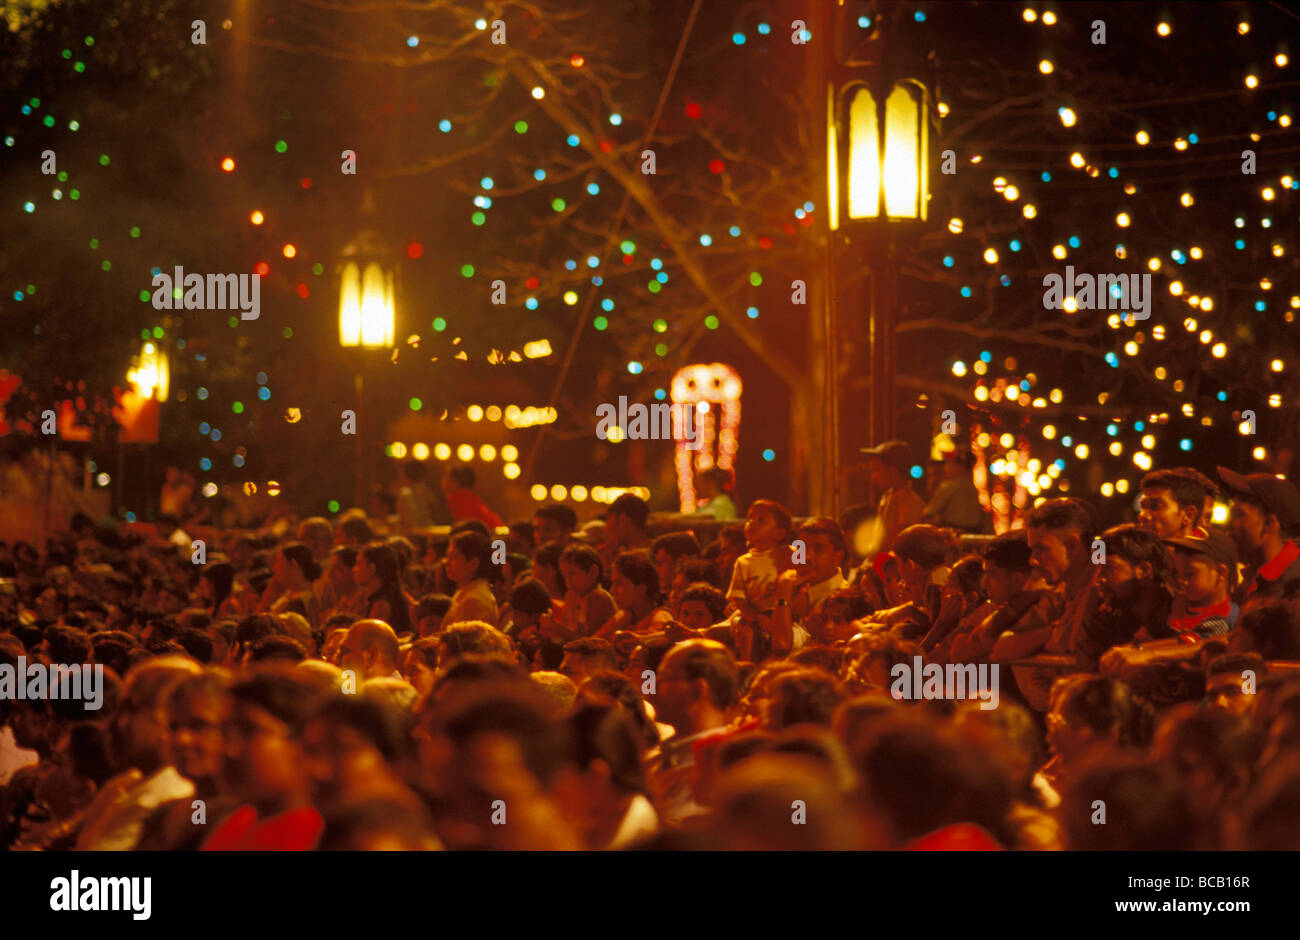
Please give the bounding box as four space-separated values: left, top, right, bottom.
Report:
670 363 742 511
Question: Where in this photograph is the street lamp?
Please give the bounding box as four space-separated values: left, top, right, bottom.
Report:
337 190 398 509
823 5 937 515
127 340 169 402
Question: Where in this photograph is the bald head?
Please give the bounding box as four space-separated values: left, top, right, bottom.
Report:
341 619 401 680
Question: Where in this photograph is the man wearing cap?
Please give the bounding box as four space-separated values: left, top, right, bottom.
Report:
1164 530 1239 639
861 441 925 553
1216 466 1300 611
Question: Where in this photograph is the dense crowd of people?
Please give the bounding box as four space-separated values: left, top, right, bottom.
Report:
3 447 1300 851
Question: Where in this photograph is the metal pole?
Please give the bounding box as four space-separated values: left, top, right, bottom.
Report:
355 366 365 511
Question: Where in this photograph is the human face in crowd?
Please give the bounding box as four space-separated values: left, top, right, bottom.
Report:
653 550 678 594
1205 672 1254 717
533 513 566 546
223 701 306 807
329 555 354 592
744 509 784 552
559 560 599 596
229 540 256 572
1138 486 1197 539
798 533 844 584
880 564 907 606
35 587 62 621
1170 552 1224 608
677 599 716 630
352 553 377 590
443 543 478 586
404 650 437 699
605 511 635 546
610 568 647 612
1027 526 1078 585
1096 555 1148 609
169 690 230 784
981 562 1025 606
1227 500 1274 565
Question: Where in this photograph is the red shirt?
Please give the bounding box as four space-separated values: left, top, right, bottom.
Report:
448 488 505 530
201 805 324 851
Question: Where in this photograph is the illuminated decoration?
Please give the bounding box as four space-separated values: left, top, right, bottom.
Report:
828 77 934 227
530 484 650 504
503 405 558 429
127 341 169 402
671 363 742 511
338 192 396 348
523 339 553 358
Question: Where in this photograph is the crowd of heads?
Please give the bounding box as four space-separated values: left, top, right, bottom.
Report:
3 453 1300 850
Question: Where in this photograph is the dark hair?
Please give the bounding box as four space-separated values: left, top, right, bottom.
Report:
451 519 491 538
568 699 646 794
535 504 578 533
1205 652 1267 680
652 531 701 562
681 583 727 622
747 499 793 540
173 627 214 663
894 525 958 570
91 631 140 677
331 545 359 568
43 624 92 666
235 614 282 655
677 558 721 590
766 668 844 730
559 543 603 577
361 542 403 593
1057 676 1153 749
432 683 571 786
248 635 307 664
229 672 323 729
564 637 618 664
402 460 427 483
719 523 746 547
613 550 660 605
281 542 323 582
510 578 553 616
608 493 649 531
414 593 452 620
340 517 373 544
580 671 659 748
1238 604 1300 660
795 517 848 562
450 530 501 585
200 562 235 608
982 531 1032 572
449 466 475 489
666 641 739 710
311 696 414 765
1062 758 1195 850
1141 468 1218 520
948 555 985 597
1028 497 1095 539
1099 524 1169 583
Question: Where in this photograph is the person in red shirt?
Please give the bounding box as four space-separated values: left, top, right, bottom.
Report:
441 466 505 531
201 672 324 851
1217 466 1300 612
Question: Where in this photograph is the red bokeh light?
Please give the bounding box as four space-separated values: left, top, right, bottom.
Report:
709 159 725 174
296 283 310 298
525 276 540 290
685 102 702 119
570 54 584 67
300 177 312 189
758 236 773 249
599 140 614 154
622 254 634 265
407 242 424 259
254 261 270 277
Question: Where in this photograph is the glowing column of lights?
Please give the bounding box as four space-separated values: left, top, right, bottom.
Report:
671 363 743 511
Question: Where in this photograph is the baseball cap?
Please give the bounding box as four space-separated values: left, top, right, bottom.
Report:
1216 467 1300 531
1164 529 1238 572
860 440 914 475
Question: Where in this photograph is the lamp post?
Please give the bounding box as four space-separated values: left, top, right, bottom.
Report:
121 339 168 514
337 190 397 511
825 3 936 514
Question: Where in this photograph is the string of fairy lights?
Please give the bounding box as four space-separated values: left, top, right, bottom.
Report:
7 7 1295 522
933 6 1297 530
